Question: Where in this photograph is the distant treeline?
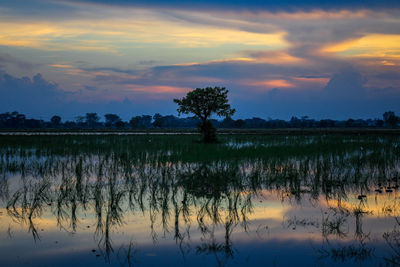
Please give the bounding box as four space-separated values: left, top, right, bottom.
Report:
0 111 399 129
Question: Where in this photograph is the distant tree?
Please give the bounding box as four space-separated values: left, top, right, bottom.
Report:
345 118 355 127
245 117 268 128
318 119 335 128
104 113 121 127
290 116 301 128
161 115 180 128
130 115 152 128
4 111 26 128
152 113 163 128
376 119 384 127
383 111 399 128
220 117 235 128
64 121 77 128
25 119 42 128
174 87 235 142
300 116 310 128
85 113 100 127
234 119 245 128
115 120 125 128
50 115 61 126
75 116 85 124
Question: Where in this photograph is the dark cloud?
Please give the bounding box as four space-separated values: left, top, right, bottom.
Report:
1 0 79 20
65 0 400 12
0 71 63 114
96 60 400 119
1 67 399 120
375 71 400 81
323 69 366 98
84 85 98 91
0 71 184 120
82 67 137 75
0 53 35 70
139 60 160 65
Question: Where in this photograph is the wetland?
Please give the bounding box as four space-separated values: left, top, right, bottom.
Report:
0 134 399 266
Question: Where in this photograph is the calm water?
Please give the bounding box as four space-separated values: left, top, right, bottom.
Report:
0 134 399 266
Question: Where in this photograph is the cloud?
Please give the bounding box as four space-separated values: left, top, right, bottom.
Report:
322 34 400 62
375 71 400 81
62 0 400 12
84 85 98 91
139 60 160 65
82 67 137 75
1 0 400 120
323 68 366 98
0 71 191 120
249 79 295 89
0 53 35 70
0 71 68 117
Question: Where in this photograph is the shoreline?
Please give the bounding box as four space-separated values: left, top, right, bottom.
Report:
0 128 399 135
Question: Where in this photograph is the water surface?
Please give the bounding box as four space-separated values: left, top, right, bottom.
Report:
0 134 399 266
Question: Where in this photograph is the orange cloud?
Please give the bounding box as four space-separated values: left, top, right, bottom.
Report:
292 77 330 84
126 85 189 94
0 13 288 51
321 34 400 65
49 64 74 68
250 79 295 88
248 51 304 65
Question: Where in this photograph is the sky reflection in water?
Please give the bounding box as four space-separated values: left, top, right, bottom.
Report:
0 134 399 266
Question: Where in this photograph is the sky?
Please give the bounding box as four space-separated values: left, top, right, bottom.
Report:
0 0 400 121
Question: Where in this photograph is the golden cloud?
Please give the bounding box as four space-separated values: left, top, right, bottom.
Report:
249 79 295 88
322 34 400 65
0 13 288 52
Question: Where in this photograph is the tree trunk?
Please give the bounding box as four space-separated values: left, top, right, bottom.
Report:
199 120 217 143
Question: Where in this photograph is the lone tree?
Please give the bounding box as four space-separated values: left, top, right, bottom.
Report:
174 86 235 142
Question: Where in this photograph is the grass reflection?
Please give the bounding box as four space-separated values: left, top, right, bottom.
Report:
0 134 399 265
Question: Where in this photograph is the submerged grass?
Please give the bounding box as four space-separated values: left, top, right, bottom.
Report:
0 134 399 264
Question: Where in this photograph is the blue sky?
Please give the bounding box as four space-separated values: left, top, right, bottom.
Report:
0 0 399 120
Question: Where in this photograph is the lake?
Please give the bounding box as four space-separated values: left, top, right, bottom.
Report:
0 134 399 266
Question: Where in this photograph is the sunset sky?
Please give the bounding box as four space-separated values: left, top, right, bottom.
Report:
1 0 399 120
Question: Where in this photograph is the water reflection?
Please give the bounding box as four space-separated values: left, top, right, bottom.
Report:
0 135 399 266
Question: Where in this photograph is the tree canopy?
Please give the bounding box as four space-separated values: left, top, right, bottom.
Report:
174 87 235 121
383 111 399 128
174 87 235 142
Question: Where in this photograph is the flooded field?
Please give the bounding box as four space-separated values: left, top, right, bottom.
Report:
0 134 399 266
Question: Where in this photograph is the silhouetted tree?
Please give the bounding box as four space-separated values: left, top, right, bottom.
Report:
152 113 163 128
0 112 26 128
220 117 235 128
318 119 335 128
234 119 245 128
245 117 269 128
115 120 125 128
0 110 397 130
290 116 301 128
50 115 61 127
174 87 235 142
85 113 100 127
376 119 384 127
383 111 399 128
130 115 152 128
346 119 355 127
24 119 42 128
300 116 312 128
104 114 121 128
75 116 85 124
